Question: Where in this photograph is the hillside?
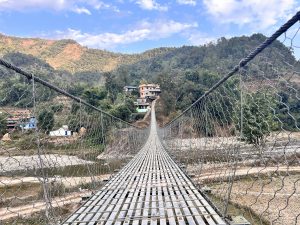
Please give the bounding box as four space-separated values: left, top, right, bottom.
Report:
0 34 173 73
109 33 297 84
0 33 299 128
106 33 299 118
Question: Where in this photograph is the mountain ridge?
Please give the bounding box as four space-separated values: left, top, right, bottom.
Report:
0 33 173 74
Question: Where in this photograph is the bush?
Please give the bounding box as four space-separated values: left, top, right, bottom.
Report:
51 103 64 113
0 113 7 136
234 92 277 145
38 180 65 199
110 105 131 121
38 109 54 132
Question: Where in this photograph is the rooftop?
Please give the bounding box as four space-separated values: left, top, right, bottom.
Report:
124 86 137 89
139 84 160 88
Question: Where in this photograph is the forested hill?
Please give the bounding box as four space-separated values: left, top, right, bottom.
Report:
109 33 297 85
107 33 299 117
0 33 173 73
0 33 298 122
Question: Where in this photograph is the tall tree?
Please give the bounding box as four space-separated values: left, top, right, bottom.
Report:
38 109 54 132
235 92 277 145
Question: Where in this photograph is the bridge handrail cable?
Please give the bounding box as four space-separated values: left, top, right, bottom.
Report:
0 58 139 128
164 10 300 127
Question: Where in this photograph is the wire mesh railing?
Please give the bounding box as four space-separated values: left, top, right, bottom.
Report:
160 12 300 225
0 60 149 224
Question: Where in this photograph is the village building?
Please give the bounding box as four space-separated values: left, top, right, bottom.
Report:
135 98 150 113
123 86 137 93
50 125 72 137
2 108 36 130
136 84 161 113
20 117 37 130
123 83 161 113
139 84 161 100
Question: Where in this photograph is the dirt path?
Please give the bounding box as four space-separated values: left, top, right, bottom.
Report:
0 174 110 188
0 154 93 172
189 165 300 181
0 191 90 221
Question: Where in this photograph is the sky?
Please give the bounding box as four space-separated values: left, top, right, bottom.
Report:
0 0 299 56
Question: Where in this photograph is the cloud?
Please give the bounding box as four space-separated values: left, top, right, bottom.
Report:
72 7 91 15
135 0 168 11
0 0 68 11
203 0 297 29
88 0 120 12
0 0 119 14
188 32 216 45
177 0 196 6
56 20 198 49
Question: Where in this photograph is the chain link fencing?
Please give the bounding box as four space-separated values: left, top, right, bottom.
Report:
0 61 149 224
159 12 300 225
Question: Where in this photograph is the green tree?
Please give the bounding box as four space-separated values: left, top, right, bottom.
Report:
0 81 32 107
110 105 132 121
276 91 300 131
131 89 139 97
71 103 80 114
104 72 120 102
124 98 136 113
235 92 277 145
38 109 54 132
82 87 107 107
68 115 81 132
68 84 86 97
185 70 200 83
51 103 64 113
0 114 7 136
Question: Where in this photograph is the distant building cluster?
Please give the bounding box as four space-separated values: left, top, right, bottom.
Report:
124 83 161 113
2 108 36 131
1 108 77 140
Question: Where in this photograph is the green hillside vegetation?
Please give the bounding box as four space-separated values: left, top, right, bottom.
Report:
0 33 299 138
106 34 299 136
107 34 298 104
0 52 138 125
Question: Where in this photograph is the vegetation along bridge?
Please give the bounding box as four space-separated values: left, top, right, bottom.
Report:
0 10 299 225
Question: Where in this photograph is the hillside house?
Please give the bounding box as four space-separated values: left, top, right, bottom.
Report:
135 98 150 113
20 117 37 130
123 86 137 93
50 125 72 137
2 108 36 130
135 84 161 113
139 84 161 100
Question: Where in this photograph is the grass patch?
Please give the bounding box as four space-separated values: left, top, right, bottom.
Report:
208 194 270 225
0 182 42 207
0 182 41 199
3 205 73 225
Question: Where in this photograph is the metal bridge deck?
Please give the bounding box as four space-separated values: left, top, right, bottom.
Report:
63 106 226 225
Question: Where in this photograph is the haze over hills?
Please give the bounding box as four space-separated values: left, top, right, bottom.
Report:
0 33 173 74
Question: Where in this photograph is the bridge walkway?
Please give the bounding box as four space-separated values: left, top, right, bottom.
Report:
63 105 226 225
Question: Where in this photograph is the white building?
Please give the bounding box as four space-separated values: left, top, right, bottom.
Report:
49 125 72 137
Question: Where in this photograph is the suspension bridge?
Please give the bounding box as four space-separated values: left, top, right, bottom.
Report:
0 10 299 225
63 104 225 225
